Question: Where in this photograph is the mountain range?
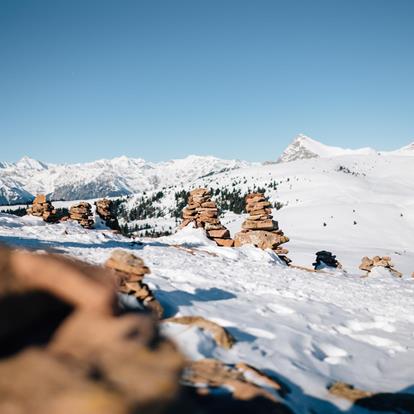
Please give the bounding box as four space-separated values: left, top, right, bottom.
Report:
1 134 413 205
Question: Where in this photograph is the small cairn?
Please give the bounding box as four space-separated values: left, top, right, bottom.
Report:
105 250 163 318
95 198 120 231
359 256 402 277
26 194 59 223
234 192 290 263
181 188 234 247
313 251 342 270
69 202 94 229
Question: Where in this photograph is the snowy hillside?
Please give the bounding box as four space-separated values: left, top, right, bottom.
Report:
0 214 413 413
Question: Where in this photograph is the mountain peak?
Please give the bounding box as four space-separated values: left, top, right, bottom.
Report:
15 156 48 170
278 134 377 163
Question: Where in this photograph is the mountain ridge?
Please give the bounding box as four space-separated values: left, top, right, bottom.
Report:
1 136 413 205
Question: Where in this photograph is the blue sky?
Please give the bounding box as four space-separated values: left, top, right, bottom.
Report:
1 0 413 163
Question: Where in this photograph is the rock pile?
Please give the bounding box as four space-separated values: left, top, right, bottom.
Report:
95 198 120 231
0 245 183 414
69 202 94 229
313 251 342 270
181 188 234 247
359 256 402 277
105 250 163 318
234 193 290 263
26 194 59 223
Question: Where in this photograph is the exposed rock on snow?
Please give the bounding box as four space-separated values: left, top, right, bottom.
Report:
105 250 163 318
69 202 94 229
234 193 289 262
313 251 342 270
27 194 60 223
182 358 290 410
359 256 402 277
164 315 235 349
181 188 234 247
95 198 120 231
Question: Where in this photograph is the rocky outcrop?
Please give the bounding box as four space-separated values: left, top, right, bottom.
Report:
359 256 402 277
95 198 120 231
181 188 234 247
69 202 94 229
0 245 184 414
313 251 342 270
164 315 235 349
105 250 163 318
234 193 290 263
26 194 60 223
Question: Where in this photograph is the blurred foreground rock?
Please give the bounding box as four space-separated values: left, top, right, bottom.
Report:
0 245 183 414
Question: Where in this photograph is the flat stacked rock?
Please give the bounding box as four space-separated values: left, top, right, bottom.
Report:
313 251 342 270
234 193 290 263
181 188 234 247
359 256 402 277
26 194 59 223
69 202 94 229
105 250 163 318
95 198 120 231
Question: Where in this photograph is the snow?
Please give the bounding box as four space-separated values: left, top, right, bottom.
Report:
0 211 413 413
277 134 378 162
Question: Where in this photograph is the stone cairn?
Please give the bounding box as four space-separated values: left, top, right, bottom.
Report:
181 188 234 247
105 250 163 318
359 256 402 277
69 202 94 229
26 194 59 223
234 192 290 264
95 198 120 231
313 251 342 270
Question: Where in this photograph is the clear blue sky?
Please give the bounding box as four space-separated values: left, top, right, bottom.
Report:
1 0 413 163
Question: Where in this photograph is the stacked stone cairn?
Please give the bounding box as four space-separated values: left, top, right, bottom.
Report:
234 192 290 264
313 251 342 270
69 202 94 229
105 250 163 318
95 198 120 231
359 256 402 277
26 194 59 223
181 188 234 247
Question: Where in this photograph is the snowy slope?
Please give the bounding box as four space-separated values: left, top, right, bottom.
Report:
0 214 413 413
277 134 378 163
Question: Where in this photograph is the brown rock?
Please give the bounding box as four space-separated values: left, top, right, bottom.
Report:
242 219 278 231
214 238 235 247
234 230 289 250
0 245 184 414
105 250 150 278
164 315 235 349
207 229 230 239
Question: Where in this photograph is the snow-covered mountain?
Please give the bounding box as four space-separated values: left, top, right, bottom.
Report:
1 135 413 205
277 134 378 163
0 155 252 205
